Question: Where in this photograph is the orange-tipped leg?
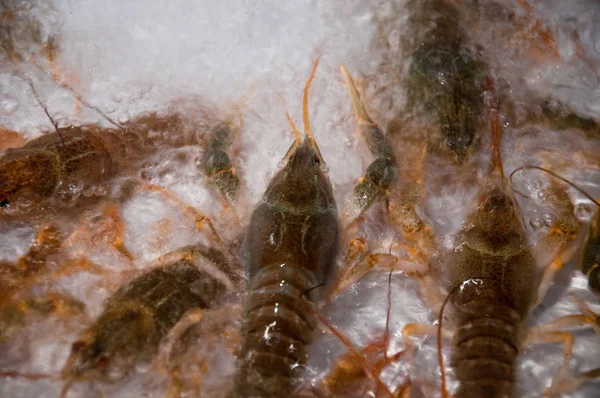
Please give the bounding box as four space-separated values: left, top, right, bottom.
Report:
522 311 600 396
340 66 397 226
307 273 404 398
136 182 228 256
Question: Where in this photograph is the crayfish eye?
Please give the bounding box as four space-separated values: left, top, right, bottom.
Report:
71 340 87 354
96 354 111 369
0 193 8 207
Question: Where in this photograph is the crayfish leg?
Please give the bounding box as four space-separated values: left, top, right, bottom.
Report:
571 294 600 336
533 236 583 308
135 182 231 259
305 273 403 397
340 66 397 227
0 291 86 346
522 325 577 396
543 367 600 396
16 224 62 277
198 126 241 205
63 201 133 263
0 224 63 299
154 304 242 397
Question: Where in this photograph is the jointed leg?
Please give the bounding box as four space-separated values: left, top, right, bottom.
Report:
137 182 229 255
340 66 397 226
62 201 133 262
523 304 600 396
310 273 405 397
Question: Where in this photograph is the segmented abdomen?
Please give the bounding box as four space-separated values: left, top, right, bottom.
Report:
452 303 521 398
232 264 317 397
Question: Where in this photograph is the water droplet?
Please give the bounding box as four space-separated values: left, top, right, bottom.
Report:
344 137 354 147
0 95 19 116
17 198 33 211
542 213 557 227
529 180 543 192
54 113 69 128
118 114 130 124
537 189 549 201
107 366 125 382
575 203 595 222
135 361 151 374
95 186 107 196
530 218 543 229
81 186 95 198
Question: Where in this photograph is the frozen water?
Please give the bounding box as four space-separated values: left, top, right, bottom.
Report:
1 0 600 397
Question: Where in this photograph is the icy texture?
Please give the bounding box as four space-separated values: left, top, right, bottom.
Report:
1 0 600 397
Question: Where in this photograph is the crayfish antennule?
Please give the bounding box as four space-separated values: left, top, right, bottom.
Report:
303 58 319 140
285 112 302 143
487 82 505 183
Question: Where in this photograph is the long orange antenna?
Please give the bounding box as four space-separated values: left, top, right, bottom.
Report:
303 59 319 140
487 77 505 183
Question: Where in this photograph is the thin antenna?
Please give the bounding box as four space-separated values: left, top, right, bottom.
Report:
27 79 65 147
285 112 302 143
303 59 319 140
30 60 125 131
487 77 505 183
510 165 600 208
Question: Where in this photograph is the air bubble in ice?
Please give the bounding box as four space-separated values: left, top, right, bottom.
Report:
530 218 544 230
268 151 275 157
344 137 354 147
82 186 97 198
542 213 557 227
16 198 33 212
95 186 108 197
537 189 549 201
0 95 19 116
55 114 70 128
574 202 595 222
529 180 543 192
118 114 130 124
107 366 125 382
135 361 151 374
